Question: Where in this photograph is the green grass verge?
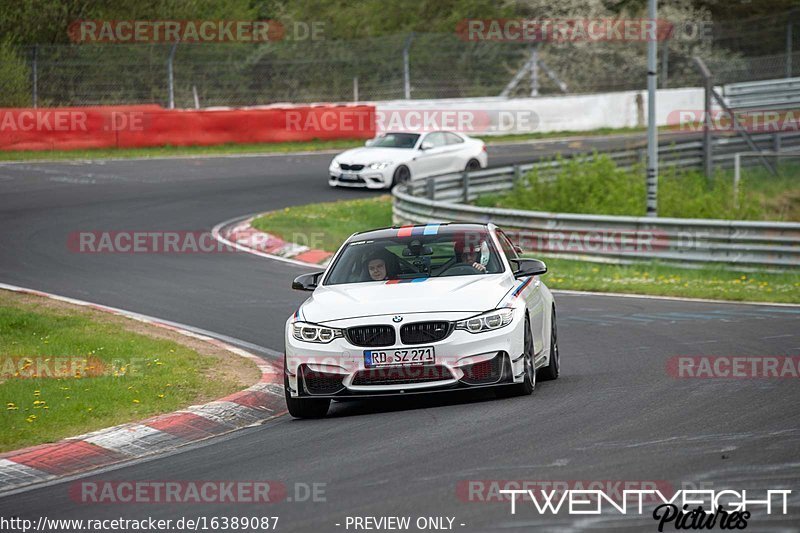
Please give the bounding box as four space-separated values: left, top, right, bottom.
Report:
0 290 259 452
474 153 800 222
0 139 364 162
251 196 799 303
251 195 393 252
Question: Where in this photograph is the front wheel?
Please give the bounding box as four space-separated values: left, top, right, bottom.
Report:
391 165 411 188
538 306 560 381
496 314 535 397
284 367 330 418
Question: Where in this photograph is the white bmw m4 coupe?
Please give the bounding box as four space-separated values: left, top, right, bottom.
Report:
284 223 559 418
328 131 488 189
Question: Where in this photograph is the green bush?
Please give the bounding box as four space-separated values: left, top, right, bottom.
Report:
0 40 30 107
475 154 795 221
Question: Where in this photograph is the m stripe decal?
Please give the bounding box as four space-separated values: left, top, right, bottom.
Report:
397 224 440 237
512 277 534 298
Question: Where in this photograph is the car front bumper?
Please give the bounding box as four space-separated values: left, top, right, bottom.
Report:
284 311 526 398
328 167 392 189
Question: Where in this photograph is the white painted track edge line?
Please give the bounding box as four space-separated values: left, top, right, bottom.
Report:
552 288 800 307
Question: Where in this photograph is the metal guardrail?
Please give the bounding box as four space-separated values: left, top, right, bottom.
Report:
722 77 800 110
392 133 800 269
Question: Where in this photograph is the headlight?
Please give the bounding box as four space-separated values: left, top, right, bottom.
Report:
367 161 392 170
455 309 514 334
331 159 340 169
292 322 343 343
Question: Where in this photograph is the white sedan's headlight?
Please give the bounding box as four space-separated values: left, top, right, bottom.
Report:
367 162 392 170
455 309 515 334
331 159 340 169
292 322 344 343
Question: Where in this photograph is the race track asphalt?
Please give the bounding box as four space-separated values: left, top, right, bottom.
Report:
1 135 798 532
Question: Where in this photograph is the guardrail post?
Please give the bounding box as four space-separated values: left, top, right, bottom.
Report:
426 178 435 200
462 171 470 203
403 33 414 100
774 133 782 152
693 56 713 183
513 164 521 185
167 40 179 109
31 45 38 108
787 19 794 78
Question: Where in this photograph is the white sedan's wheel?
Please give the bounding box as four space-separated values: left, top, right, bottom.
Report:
391 165 411 188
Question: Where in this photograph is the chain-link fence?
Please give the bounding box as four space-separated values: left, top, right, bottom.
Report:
5 13 800 108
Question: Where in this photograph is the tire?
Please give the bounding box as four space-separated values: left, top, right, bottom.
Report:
496 314 536 397
466 159 481 172
539 306 560 381
284 365 331 419
391 165 411 188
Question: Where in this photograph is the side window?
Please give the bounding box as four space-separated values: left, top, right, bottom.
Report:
497 231 519 261
423 132 447 148
444 132 464 145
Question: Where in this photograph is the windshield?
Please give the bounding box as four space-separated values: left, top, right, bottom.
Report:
324 227 505 286
369 133 420 149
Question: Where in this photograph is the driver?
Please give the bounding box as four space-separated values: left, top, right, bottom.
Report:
454 238 487 273
363 250 396 281
367 257 388 281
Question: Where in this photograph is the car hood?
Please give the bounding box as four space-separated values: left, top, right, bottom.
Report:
300 274 516 323
334 146 414 165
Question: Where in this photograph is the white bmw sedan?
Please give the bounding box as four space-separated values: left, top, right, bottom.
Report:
284 223 559 418
328 131 488 189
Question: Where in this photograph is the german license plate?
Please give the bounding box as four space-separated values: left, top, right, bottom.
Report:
364 347 435 367
340 173 357 181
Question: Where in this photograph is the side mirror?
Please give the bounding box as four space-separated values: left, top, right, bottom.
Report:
510 258 547 278
365 139 375 147
420 141 434 150
292 271 324 291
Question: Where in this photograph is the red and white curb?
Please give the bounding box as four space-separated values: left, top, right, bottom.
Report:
0 283 285 495
213 216 332 267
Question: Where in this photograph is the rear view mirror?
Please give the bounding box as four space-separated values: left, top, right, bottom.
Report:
402 246 433 256
403 240 433 256
292 271 324 291
510 259 547 278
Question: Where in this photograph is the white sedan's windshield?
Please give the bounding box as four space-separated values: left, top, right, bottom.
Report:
369 133 420 149
324 229 504 285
